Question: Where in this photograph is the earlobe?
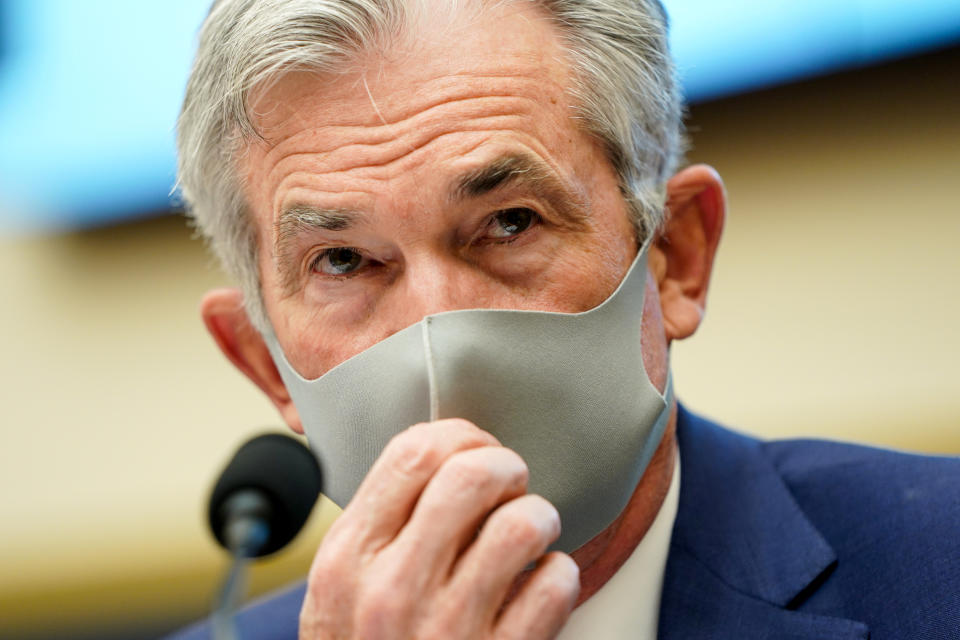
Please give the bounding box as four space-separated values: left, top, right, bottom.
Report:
654 164 726 343
201 288 304 434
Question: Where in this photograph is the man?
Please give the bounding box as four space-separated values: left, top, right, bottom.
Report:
171 0 960 638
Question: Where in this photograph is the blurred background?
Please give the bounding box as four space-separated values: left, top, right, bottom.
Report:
1 1 958 638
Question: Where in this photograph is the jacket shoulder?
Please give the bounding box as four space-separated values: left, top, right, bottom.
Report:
163 581 305 640
763 436 960 525
763 436 960 637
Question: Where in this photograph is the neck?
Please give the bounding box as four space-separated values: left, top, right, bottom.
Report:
570 402 678 605
502 402 678 606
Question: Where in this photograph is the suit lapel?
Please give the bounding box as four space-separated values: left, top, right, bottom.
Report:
658 406 869 640
660 549 868 640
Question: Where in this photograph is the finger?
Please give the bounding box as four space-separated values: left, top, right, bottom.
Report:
317 447 525 640
336 419 500 550
444 494 562 626
493 551 580 640
390 446 530 577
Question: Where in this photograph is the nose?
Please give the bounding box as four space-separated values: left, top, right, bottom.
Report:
389 253 496 326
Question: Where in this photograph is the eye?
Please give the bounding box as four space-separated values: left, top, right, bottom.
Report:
312 247 367 276
486 207 540 240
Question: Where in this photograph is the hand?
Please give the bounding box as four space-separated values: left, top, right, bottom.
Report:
299 419 580 639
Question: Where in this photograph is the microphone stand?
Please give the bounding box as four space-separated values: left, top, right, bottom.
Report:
206 432 322 639
212 492 272 640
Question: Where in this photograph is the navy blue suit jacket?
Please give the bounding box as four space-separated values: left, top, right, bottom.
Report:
170 405 960 638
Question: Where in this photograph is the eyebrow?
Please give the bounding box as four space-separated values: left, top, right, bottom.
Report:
272 154 589 294
452 153 589 227
274 206 362 294
454 153 553 199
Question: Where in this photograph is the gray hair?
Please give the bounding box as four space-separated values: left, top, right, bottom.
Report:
177 0 685 331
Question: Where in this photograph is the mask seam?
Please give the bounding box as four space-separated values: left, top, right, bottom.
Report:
422 319 439 421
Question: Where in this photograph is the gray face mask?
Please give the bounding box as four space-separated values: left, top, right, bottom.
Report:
267 239 672 552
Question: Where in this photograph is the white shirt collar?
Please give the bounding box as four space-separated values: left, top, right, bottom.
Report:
556 451 681 640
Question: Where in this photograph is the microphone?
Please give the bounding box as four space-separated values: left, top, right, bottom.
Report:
207 433 322 640
209 433 323 557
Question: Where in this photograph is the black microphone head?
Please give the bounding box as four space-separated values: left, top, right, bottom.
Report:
209 433 322 557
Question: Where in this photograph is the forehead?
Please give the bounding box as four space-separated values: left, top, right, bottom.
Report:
238 0 599 265
245 1 573 148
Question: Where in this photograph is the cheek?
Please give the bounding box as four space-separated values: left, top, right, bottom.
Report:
279 293 409 380
282 324 359 380
262 288 344 379
554 229 638 313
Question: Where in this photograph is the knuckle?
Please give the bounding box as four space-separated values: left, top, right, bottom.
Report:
384 428 440 477
527 494 561 535
491 505 546 549
354 573 412 633
439 456 494 498
445 449 492 482
308 543 351 591
317 515 351 548
444 447 529 494
415 598 463 639
434 417 480 433
500 448 530 485
541 575 579 610
557 552 581 583
543 553 581 602
315 515 363 563
432 417 501 447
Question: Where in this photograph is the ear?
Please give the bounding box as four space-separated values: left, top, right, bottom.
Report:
201 288 303 434
649 164 726 343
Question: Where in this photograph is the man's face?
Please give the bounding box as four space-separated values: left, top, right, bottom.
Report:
240 2 647 380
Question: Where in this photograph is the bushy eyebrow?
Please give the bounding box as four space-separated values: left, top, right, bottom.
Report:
272 154 589 295
453 153 552 199
274 206 362 294
451 153 590 228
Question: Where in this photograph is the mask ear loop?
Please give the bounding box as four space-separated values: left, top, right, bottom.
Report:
422 318 439 422
649 370 674 453
661 370 673 405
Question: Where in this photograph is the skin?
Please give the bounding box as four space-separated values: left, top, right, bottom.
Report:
201 3 725 638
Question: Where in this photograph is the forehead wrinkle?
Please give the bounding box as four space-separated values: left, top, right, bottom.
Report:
255 69 554 146
254 70 560 164
258 100 541 208
252 69 568 200
357 69 566 126
263 118 542 209
264 92 544 165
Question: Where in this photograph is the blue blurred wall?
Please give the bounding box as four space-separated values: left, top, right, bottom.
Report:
1 0 958 231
